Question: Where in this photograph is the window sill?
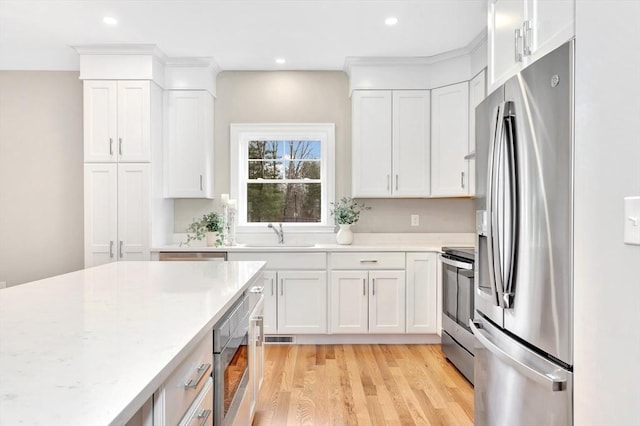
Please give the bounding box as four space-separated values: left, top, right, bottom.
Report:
236 225 336 234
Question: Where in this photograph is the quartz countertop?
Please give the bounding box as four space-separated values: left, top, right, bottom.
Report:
152 232 476 253
0 261 265 426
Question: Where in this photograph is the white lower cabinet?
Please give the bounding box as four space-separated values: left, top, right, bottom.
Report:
331 270 406 334
277 271 328 334
330 252 406 334
154 331 213 426
227 252 328 335
406 252 438 333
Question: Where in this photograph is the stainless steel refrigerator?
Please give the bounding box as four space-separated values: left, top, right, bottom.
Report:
472 40 574 426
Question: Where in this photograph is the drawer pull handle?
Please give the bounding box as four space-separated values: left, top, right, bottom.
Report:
360 260 378 263
184 363 211 389
196 408 212 426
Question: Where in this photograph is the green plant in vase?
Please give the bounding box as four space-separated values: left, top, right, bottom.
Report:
330 197 371 225
330 197 371 245
182 212 224 247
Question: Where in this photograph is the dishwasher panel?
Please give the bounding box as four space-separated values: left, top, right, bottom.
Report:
159 252 227 261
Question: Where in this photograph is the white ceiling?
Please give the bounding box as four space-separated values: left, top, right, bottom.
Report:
0 0 487 71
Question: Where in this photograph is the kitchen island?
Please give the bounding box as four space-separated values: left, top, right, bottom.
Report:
0 260 265 426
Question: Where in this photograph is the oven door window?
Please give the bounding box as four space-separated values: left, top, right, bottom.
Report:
223 334 248 417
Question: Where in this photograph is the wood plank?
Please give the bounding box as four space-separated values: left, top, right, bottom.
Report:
253 344 473 426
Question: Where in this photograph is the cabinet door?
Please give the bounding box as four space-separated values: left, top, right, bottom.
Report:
468 70 486 196
117 81 151 162
406 253 438 333
84 164 117 267
164 90 214 198
368 270 406 333
262 271 277 334
352 90 392 197
392 90 431 197
277 271 327 334
84 81 117 162
528 0 574 60
488 0 526 91
117 164 150 261
431 82 470 197
330 271 369 334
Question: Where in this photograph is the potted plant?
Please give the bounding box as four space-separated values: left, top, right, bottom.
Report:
183 212 224 247
330 197 371 245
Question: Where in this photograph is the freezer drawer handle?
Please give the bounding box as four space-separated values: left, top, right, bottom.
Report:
470 320 567 392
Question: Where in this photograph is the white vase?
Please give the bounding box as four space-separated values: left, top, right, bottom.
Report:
336 224 354 245
206 232 217 247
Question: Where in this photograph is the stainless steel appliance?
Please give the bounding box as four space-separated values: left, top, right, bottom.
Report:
212 285 262 426
473 40 574 426
440 247 475 384
159 251 227 261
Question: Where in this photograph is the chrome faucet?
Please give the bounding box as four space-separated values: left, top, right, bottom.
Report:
267 223 284 244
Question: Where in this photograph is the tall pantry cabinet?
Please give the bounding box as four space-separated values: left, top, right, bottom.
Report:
83 79 171 267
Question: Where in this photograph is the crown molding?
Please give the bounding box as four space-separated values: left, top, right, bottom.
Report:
343 28 487 75
72 44 168 62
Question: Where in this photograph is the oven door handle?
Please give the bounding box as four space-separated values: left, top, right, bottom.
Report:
439 254 473 270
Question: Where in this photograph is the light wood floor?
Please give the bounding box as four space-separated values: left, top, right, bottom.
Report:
253 344 473 426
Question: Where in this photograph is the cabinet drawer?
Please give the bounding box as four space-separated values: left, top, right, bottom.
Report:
161 332 213 426
330 252 405 270
178 378 213 426
228 252 326 270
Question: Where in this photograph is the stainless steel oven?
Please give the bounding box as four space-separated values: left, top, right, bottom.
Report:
440 246 475 384
212 288 255 426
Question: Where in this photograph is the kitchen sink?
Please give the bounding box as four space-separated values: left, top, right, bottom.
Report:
242 243 316 248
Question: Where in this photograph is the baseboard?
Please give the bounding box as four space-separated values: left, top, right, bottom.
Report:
263 334 441 345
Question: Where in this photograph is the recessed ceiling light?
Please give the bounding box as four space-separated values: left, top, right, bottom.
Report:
275 58 286 64
385 17 398 26
103 16 118 26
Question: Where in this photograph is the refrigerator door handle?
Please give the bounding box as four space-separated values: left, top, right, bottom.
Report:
487 102 507 308
470 319 567 392
502 103 519 308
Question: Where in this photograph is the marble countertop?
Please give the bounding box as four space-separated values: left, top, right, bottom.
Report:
0 261 265 426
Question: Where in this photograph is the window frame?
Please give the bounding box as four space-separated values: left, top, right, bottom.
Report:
230 123 336 233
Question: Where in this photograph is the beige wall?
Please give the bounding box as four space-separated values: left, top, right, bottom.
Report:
0 71 84 286
174 70 475 233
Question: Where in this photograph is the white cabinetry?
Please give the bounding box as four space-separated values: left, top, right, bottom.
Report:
468 70 487 196
227 252 328 334
83 78 170 268
84 164 150 267
431 82 470 197
164 90 214 198
405 252 438 333
488 0 574 92
352 90 430 197
277 271 327 334
330 252 406 334
154 331 213 426
83 80 152 163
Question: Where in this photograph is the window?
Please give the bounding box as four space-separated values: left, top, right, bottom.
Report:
230 123 335 231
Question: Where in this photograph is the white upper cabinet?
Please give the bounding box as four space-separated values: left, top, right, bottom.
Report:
431 82 470 197
352 90 393 197
392 91 431 197
488 0 574 92
164 90 214 198
468 70 487 196
84 80 152 163
352 90 430 198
